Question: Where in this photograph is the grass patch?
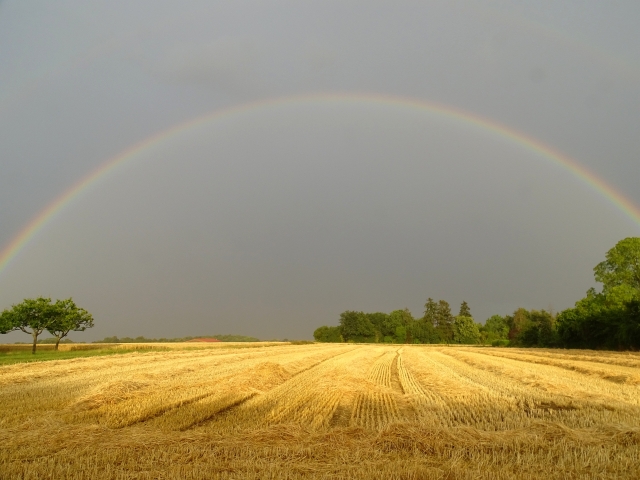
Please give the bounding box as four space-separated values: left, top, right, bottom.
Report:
0 346 170 366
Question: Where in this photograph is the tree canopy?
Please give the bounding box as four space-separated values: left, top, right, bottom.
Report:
453 316 480 344
46 298 94 350
594 237 640 294
313 326 343 343
0 297 94 353
458 301 471 318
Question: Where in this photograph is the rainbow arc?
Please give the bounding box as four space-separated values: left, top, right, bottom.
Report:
1 93 639 276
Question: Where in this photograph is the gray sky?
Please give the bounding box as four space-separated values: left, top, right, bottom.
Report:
1 0 639 341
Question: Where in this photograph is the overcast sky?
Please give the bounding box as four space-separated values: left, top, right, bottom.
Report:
1 0 639 341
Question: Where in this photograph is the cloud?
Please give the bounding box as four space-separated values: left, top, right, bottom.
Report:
142 38 267 97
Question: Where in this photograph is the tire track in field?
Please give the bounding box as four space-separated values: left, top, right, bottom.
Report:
395 349 451 427
350 348 402 430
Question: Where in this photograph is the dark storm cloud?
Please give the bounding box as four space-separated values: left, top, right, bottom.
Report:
0 0 638 341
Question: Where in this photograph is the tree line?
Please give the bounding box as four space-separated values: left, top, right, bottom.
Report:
555 237 640 349
0 297 93 353
315 237 640 350
314 300 483 344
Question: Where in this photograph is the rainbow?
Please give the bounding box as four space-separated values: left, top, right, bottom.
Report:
1 92 639 276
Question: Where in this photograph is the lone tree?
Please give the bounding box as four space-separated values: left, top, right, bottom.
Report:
458 301 471 318
47 298 94 350
0 297 95 353
2 297 57 354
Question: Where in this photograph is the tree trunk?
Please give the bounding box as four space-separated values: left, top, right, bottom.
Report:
32 332 38 354
55 336 61 351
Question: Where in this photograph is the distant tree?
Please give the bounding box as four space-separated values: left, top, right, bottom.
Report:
394 326 406 344
423 298 438 327
435 300 454 343
458 301 471 318
557 289 606 349
533 310 556 347
513 309 557 347
388 309 414 343
620 299 640 348
365 312 390 342
98 336 120 343
339 311 376 343
435 300 453 325
482 315 510 344
594 237 640 294
46 298 94 350
507 308 530 342
409 311 438 344
380 312 402 340
2 297 57 354
313 326 343 343
452 316 481 344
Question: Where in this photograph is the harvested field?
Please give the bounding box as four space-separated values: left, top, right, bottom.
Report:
1 344 639 479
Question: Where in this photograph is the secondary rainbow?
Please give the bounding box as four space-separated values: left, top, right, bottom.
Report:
1 92 639 276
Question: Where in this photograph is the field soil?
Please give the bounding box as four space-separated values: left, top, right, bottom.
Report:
1 344 639 479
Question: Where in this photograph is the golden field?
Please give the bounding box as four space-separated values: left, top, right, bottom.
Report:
1 343 640 479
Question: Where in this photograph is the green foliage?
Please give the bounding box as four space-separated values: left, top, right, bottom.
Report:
557 295 640 349
313 238 640 350
46 298 94 350
380 315 400 339
339 311 376 342
0 308 16 334
389 309 413 327
452 316 481 344
0 346 169 366
394 326 407 344
423 298 438 327
506 308 529 341
1 297 95 354
458 301 471 318
313 326 343 343
316 300 465 345
388 309 413 342
480 315 509 344
409 319 438 344
504 309 557 348
557 237 640 350
435 300 454 343
594 237 640 294
364 312 389 338
533 310 557 347
1 298 57 354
